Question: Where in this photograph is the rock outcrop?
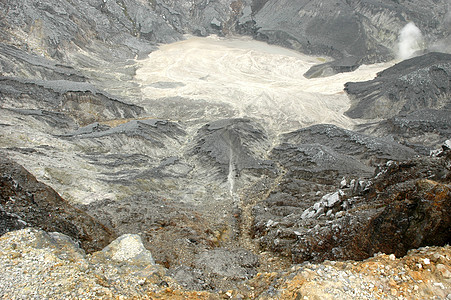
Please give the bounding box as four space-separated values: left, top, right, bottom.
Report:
188 118 274 180
1 0 450 71
247 0 450 72
356 109 451 154
0 76 144 126
0 157 115 252
345 52 451 119
100 234 155 265
253 148 451 264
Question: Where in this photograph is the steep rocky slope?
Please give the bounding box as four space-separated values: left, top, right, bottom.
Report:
0 157 115 252
345 52 451 119
1 0 450 72
0 0 450 298
345 52 451 152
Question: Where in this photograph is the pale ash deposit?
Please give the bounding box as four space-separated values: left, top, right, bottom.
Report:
135 36 394 134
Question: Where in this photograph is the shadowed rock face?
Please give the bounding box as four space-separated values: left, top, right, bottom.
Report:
345 52 451 119
281 124 417 165
0 157 116 253
0 76 144 126
344 52 451 151
246 0 450 66
355 109 451 154
252 123 424 261
1 0 450 68
188 118 273 179
254 150 451 263
0 43 87 81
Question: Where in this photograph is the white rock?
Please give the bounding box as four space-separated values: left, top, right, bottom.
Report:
102 234 154 265
324 191 341 208
423 258 430 265
301 208 315 220
340 177 347 188
266 219 274 227
315 207 325 218
335 211 345 218
389 254 396 261
313 202 322 211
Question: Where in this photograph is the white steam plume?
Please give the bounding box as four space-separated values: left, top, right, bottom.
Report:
396 22 424 60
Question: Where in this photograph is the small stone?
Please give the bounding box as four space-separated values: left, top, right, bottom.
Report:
433 282 445 289
389 278 397 287
335 211 345 218
389 254 396 261
423 258 430 265
436 264 451 278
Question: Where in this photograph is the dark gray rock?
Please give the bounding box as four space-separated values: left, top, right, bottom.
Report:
251 123 422 261
0 76 144 125
0 207 28 236
64 119 184 143
303 56 361 79
7 109 77 131
0 156 116 253
188 118 274 179
355 109 451 154
345 52 451 119
3 0 449 71
0 0 178 60
245 0 450 75
272 143 374 184
0 43 87 81
167 248 258 290
195 248 259 279
282 124 417 165
253 0 449 62
253 152 451 263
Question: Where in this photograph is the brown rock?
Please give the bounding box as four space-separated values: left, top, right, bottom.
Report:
0 156 116 252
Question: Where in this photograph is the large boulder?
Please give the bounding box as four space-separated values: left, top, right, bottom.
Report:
101 234 155 265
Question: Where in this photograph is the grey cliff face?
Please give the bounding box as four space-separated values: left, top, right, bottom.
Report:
248 0 450 67
1 0 450 65
345 52 451 119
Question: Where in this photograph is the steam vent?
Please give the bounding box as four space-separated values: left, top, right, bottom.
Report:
0 0 450 298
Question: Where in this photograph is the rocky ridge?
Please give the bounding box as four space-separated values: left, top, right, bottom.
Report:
0 228 449 299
